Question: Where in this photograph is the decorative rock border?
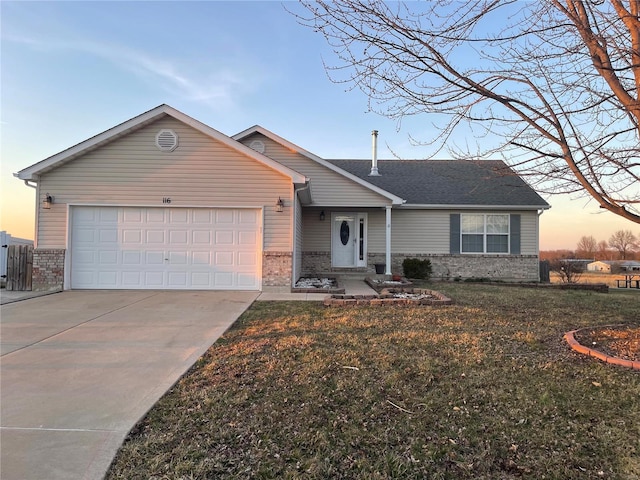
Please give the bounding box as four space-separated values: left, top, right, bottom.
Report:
365 276 413 292
323 287 452 307
564 328 640 370
292 277 345 294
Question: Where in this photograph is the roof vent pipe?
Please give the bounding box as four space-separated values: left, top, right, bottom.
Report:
369 130 380 176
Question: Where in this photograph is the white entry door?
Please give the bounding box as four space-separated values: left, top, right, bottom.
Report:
70 206 261 290
331 213 367 267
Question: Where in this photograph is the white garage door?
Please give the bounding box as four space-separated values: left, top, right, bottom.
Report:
70 206 261 290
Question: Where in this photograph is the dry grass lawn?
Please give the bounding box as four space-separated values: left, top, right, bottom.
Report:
106 284 639 480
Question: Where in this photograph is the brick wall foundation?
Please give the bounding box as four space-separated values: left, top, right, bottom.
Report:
301 251 540 281
389 253 540 281
263 251 292 287
32 249 65 291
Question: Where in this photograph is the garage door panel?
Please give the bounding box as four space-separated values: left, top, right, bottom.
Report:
238 231 257 246
122 271 141 286
192 231 212 244
98 271 118 286
98 251 118 264
146 209 165 223
123 209 143 222
123 230 142 244
71 207 261 290
98 208 118 222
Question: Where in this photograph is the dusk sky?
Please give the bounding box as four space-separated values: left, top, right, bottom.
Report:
1 1 636 249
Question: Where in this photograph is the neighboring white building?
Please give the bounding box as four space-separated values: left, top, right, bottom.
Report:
587 260 640 272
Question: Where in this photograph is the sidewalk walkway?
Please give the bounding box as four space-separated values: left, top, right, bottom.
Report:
2 278 376 305
256 278 376 301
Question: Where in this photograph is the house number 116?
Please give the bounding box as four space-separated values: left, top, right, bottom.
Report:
162 197 172 204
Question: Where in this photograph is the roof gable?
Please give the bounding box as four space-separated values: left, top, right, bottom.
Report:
329 159 550 209
15 105 306 184
233 126 404 205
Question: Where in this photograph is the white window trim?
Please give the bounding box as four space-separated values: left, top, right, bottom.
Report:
460 213 510 254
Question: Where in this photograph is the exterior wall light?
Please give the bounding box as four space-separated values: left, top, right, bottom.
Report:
319 210 325 221
275 197 284 213
43 193 54 210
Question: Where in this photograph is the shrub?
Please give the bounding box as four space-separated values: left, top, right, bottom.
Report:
402 258 432 280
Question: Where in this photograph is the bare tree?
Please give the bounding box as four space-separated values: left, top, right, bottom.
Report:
294 0 640 223
608 229 638 259
576 235 597 259
596 240 612 260
550 258 584 283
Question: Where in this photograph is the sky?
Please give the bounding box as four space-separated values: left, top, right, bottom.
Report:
1 1 636 250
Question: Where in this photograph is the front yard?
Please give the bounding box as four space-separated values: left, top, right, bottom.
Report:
107 284 639 480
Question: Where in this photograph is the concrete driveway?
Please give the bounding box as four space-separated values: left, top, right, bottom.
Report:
0 290 258 480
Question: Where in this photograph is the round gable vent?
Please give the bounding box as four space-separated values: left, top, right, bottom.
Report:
249 139 265 154
156 129 178 152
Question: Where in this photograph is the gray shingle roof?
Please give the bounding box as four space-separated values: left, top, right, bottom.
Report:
328 159 550 207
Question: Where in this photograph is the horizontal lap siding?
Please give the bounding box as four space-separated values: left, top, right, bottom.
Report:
37 117 292 250
388 210 450 254
301 208 539 255
390 209 539 255
240 134 390 206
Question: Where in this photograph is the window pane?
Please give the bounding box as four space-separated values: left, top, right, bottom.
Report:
487 234 508 253
461 215 484 234
462 234 483 252
487 215 509 234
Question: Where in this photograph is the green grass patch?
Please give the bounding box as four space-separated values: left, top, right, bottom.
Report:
107 284 640 479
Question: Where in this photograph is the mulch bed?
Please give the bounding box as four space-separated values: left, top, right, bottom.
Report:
574 325 640 362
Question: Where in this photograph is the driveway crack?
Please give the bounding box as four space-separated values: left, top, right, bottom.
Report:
1 292 162 357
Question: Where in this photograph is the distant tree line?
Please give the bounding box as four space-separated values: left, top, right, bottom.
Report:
541 230 640 262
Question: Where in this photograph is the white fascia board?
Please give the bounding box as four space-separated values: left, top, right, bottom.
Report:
233 126 405 205
167 109 306 185
398 204 551 210
15 105 307 185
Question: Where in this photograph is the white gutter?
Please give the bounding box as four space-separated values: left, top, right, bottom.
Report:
398 204 551 210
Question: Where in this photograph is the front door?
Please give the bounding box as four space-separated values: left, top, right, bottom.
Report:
331 213 367 267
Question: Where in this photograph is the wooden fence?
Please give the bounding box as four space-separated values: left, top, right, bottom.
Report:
5 244 33 291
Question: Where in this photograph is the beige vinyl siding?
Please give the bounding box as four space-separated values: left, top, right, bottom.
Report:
388 210 451 254
36 117 292 251
301 208 331 251
390 209 540 255
240 133 390 206
301 208 540 255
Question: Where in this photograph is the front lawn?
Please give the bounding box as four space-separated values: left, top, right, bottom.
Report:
107 284 639 480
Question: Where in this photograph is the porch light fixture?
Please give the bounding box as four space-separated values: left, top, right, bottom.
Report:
319 210 325 221
43 193 54 210
275 197 284 213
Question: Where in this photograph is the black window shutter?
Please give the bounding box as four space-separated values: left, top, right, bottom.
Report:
510 214 521 255
450 214 461 254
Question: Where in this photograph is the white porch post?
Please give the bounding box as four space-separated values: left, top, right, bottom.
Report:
385 206 392 275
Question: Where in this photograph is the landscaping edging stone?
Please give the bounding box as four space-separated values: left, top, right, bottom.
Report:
564 328 640 370
365 276 413 292
323 287 452 307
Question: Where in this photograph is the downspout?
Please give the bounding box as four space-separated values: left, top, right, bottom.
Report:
24 180 38 248
385 206 392 275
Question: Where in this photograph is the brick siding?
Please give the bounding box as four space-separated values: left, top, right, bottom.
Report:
301 251 540 281
32 249 65 291
263 251 292 286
